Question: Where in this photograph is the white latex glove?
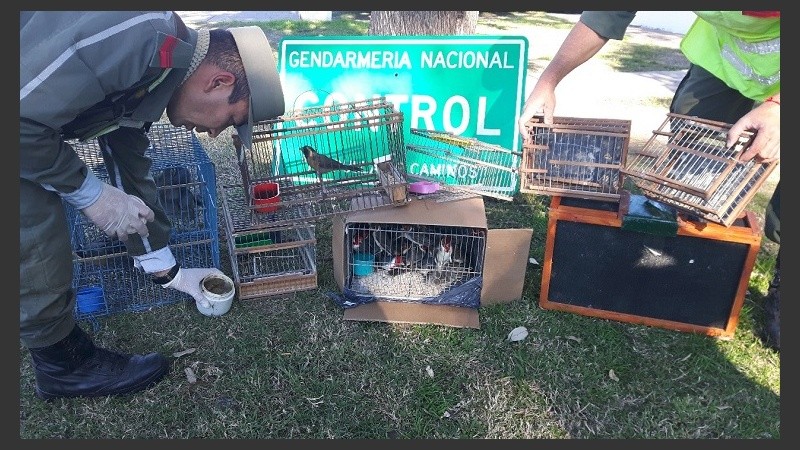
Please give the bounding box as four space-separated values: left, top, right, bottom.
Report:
81 183 155 241
164 267 226 309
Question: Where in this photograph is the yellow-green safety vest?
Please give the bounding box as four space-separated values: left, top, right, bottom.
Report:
681 11 780 101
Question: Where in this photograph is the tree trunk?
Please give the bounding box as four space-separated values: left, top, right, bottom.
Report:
368 11 479 36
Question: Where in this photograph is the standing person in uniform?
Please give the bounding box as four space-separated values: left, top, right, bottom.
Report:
518 11 780 349
20 11 285 400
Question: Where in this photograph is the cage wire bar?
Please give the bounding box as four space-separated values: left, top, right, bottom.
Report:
225 97 409 230
520 116 631 201
404 128 522 201
66 123 220 320
342 222 486 308
226 223 318 300
405 181 484 204
622 113 778 226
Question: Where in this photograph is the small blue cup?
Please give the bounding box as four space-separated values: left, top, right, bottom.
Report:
76 286 105 314
353 252 375 276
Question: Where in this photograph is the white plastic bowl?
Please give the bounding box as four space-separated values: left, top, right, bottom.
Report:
197 273 235 317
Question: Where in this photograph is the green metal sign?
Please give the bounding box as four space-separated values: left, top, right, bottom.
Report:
278 36 528 195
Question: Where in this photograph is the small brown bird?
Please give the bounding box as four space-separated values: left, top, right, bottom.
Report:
300 145 362 188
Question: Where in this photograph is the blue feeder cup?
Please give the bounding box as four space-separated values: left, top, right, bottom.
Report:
76 286 105 314
353 252 375 276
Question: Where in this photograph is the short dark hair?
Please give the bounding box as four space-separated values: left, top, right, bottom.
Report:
205 29 250 105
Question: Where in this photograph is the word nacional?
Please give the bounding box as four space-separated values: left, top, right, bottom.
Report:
286 50 517 70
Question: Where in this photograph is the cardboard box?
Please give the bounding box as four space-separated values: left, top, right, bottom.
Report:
332 196 533 328
540 196 762 338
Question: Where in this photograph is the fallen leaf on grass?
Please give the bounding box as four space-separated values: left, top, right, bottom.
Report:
185 367 197 384
306 395 324 407
173 348 196 358
507 326 529 342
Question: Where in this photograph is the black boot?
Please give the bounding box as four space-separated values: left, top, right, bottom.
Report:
763 264 780 351
28 325 170 400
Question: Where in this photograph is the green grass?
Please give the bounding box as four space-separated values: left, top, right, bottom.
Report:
478 11 577 30
645 96 674 108
195 13 369 50
255 17 369 37
19 12 779 439
18 185 781 438
603 40 689 72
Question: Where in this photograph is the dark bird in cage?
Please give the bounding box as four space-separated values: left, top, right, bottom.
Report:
393 235 413 257
74 239 126 259
399 224 432 249
153 166 201 218
300 145 362 193
453 230 484 272
416 247 438 278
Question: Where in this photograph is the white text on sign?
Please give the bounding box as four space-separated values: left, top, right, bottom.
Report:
287 50 516 70
294 91 500 137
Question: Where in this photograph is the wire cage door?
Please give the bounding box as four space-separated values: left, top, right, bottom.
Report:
622 113 779 226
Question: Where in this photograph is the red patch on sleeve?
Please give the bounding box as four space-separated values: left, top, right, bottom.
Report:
742 11 780 18
159 35 178 68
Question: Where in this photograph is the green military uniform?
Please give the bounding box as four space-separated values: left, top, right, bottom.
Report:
19 12 198 348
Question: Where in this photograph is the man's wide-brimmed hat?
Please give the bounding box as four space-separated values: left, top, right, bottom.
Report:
230 26 285 150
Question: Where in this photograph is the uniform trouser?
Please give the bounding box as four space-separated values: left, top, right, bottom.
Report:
671 63 780 245
19 179 76 348
20 127 172 349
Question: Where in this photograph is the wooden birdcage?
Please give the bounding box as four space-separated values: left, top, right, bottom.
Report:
224 97 409 230
225 223 318 300
622 113 779 226
520 116 631 201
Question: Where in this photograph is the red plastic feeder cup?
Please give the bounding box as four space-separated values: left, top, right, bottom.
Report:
252 182 280 213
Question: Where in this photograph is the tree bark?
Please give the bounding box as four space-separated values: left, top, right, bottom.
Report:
368 11 479 36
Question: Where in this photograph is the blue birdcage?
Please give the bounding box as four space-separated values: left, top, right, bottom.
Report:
65 123 220 320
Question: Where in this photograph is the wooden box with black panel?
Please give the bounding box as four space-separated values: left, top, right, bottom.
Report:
539 194 762 338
